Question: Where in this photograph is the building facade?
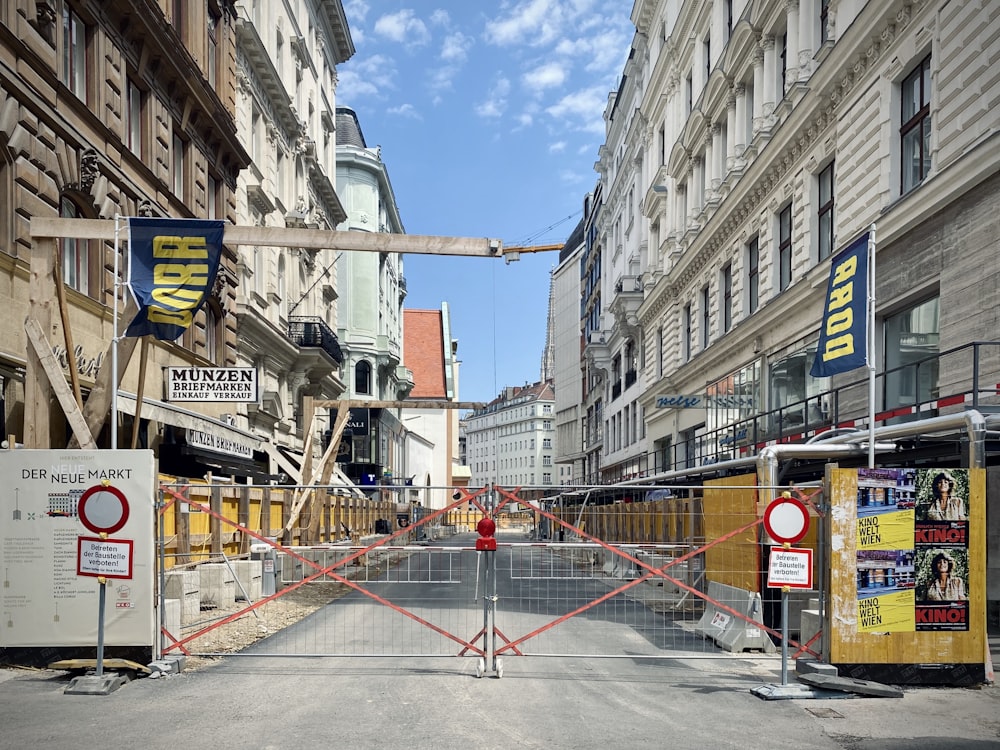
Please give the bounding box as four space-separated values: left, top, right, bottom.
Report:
232 0 354 481
577 0 1000 479
466 381 556 489
0 0 259 473
334 106 414 489
402 304 464 509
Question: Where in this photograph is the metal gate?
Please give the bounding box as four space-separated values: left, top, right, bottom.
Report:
156 480 823 675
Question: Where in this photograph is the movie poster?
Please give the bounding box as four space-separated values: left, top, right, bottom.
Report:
914 469 970 631
854 468 970 633
855 469 916 632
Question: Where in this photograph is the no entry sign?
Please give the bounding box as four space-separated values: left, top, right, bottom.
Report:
763 493 810 544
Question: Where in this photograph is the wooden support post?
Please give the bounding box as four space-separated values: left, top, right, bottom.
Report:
25 236 57 448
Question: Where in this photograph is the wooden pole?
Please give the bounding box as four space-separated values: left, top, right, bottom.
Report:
52 243 83 411
130 337 150 449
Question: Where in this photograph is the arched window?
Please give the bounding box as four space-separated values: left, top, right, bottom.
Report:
355 360 371 395
60 194 96 297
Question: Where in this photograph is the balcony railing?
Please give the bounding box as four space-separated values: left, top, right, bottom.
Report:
595 341 1000 483
288 316 343 364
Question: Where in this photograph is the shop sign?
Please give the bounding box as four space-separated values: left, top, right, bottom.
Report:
167 367 259 402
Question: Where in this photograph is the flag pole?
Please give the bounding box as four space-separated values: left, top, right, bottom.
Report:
867 223 877 468
112 215 121 451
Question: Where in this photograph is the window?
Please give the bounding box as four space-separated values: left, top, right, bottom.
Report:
701 285 710 349
685 72 693 115
62 6 88 101
207 174 219 220
207 7 220 88
682 303 692 361
778 204 792 291
60 195 93 296
818 163 835 261
724 0 733 41
704 37 711 81
820 0 831 44
126 78 143 157
884 297 939 411
901 55 932 194
657 326 665 378
778 33 787 98
721 263 733 333
747 236 759 314
355 360 372 395
172 131 186 199
204 300 224 364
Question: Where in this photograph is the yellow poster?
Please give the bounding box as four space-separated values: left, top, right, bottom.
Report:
856 510 915 549
858 590 916 632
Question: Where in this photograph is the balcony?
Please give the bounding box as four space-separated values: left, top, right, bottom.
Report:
288 316 343 364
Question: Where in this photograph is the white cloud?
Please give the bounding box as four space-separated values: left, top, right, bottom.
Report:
387 103 422 120
485 0 604 48
441 32 472 63
430 9 450 27
374 9 430 46
343 0 369 25
475 77 511 118
523 62 567 93
338 54 398 100
545 86 608 129
549 141 567 153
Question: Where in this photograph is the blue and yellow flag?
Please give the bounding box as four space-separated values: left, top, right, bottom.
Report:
811 232 870 377
125 218 224 341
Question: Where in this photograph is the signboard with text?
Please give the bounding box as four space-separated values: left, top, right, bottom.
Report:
0 450 155 649
167 366 259 402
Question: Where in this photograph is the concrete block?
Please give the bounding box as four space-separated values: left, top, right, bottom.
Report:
231 560 262 601
198 563 235 608
159 598 181 653
795 656 839 677
695 580 776 653
163 570 199 624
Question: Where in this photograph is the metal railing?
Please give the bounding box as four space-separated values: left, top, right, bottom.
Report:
288 315 343 364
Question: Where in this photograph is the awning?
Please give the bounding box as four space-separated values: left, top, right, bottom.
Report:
263 443 364 497
116 391 263 453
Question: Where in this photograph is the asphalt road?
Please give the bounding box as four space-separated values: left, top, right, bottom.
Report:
1 652 998 750
1 532 997 749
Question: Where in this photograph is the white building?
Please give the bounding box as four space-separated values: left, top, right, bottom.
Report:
466 381 556 489
232 0 354 480
334 106 414 488
574 0 1000 479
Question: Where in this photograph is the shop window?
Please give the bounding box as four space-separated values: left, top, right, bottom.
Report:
768 344 829 433
884 297 939 412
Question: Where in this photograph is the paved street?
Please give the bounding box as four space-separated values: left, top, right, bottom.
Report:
1 649 998 749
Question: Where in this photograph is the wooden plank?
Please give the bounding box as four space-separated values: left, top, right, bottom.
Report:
30 217 503 257
315 399 485 410
23 319 98 450
25 237 56 448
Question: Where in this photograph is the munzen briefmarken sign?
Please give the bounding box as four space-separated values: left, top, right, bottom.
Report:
167 366 258 402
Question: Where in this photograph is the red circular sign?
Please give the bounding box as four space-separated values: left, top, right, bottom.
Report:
763 495 809 544
78 484 130 535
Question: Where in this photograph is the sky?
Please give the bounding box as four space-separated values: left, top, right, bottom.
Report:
337 1 633 405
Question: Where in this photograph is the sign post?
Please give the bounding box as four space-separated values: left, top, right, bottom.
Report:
67 481 132 696
753 492 815 698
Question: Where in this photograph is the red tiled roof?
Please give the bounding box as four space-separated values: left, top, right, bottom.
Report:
404 309 446 398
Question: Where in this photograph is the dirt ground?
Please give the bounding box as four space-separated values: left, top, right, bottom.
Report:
176 581 351 670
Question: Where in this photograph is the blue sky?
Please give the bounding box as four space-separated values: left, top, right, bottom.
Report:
337 1 632 404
